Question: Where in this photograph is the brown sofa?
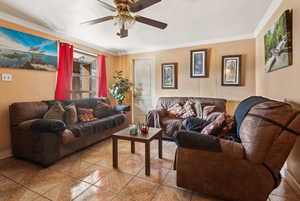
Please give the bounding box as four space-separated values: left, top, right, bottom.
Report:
9 98 129 167
146 97 227 139
175 97 300 201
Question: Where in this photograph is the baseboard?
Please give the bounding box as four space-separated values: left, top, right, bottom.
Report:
285 169 300 197
0 149 12 159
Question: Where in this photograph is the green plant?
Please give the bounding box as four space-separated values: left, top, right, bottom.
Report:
109 71 132 105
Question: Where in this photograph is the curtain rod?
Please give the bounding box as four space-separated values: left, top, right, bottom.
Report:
74 48 98 57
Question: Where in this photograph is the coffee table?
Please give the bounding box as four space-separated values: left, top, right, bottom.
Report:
112 127 163 176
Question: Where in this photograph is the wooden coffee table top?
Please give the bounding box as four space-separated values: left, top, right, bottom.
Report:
112 127 162 142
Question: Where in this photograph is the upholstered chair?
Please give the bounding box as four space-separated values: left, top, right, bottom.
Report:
175 97 299 201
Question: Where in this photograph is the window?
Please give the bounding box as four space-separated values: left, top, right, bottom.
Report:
71 50 97 99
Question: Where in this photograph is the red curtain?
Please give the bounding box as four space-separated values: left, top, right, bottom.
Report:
55 43 73 100
98 55 108 97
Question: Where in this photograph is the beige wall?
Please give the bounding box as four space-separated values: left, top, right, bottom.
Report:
115 39 256 113
0 19 117 156
255 0 300 192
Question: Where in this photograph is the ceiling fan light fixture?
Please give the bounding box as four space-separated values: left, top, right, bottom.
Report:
113 14 135 29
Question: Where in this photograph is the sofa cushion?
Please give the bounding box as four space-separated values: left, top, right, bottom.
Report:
202 105 217 119
161 116 183 137
94 102 118 119
43 102 65 121
70 114 125 137
64 103 78 125
78 108 98 122
194 102 203 119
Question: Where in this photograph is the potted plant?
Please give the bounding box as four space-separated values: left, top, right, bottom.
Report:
109 71 132 105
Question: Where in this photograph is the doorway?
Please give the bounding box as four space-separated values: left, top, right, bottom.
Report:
132 58 155 123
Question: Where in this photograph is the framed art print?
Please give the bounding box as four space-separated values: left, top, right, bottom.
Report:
190 49 208 78
162 63 178 89
222 55 241 86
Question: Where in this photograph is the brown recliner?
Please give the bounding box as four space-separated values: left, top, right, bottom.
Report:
146 97 227 139
175 97 299 201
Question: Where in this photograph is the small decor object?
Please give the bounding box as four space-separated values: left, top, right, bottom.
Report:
264 9 293 72
129 124 138 135
162 63 178 89
140 124 149 134
190 49 208 78
0 27 58 71
222 55 241 86
109 71 133 105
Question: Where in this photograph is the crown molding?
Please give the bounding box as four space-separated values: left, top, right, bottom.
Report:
253 0 283 37
0 12 118 55
116 33 255 55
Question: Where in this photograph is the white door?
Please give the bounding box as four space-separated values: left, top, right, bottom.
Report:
133 58 154 123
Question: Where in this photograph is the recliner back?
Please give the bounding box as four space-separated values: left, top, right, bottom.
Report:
239 100 299 175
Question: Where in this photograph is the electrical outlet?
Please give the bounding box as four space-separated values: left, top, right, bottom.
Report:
1 73 13 82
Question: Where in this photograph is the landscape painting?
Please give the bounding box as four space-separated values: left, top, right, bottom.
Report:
0 27 58 71
264 9 293 72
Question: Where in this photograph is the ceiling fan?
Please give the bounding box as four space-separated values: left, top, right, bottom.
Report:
81 0 168 38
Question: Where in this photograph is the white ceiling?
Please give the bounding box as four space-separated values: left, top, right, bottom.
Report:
0 0 274 54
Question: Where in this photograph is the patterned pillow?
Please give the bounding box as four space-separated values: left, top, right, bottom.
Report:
78 108 98 122
181 101 196 118
201 113 225 135
202 106 217 119
43 102 65 121
167 103 186 118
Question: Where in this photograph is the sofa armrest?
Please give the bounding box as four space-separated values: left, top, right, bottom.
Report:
114 105 131 112
18 119 66 133
174 130 222 152
146 109 167 128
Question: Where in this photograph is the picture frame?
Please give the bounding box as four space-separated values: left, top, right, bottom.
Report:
222 55 241 86
190 49 208 78
264 9 293 72
161 63 178 89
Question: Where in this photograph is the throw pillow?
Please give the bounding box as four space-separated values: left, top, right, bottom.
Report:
43 102 65 121
202 105 217 120
78 108 98 122
194 102 203 119
167 103 186 118
201 112 226 136
181 101 196 118
94 102 117 119
64 103 78 126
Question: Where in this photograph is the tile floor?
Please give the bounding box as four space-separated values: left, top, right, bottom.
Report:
0 139 299 201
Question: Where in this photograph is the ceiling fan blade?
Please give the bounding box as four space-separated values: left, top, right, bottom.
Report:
97 0 116 12
117 25 128 38
130 0 161 12
135 15 167 29
81 16 114 25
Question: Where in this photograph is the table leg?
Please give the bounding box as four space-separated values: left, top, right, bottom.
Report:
131 140 135 154
158 132 163 159
113 136 118 168
145 142 150 176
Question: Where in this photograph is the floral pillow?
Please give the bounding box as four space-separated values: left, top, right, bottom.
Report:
201 112 226 135
167 103 186 118
181 101 196 118
78 108 98 122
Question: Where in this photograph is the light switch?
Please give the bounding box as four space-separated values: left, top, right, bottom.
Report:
1 73 13 81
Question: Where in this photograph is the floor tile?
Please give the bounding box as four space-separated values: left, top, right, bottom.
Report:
73 186 117 201
191 192 223 201
117 159 144 175
271 180 300 200
163 170 177 188
137 167 169 184
41 177 91 201
0 176 39 201
120 177 159 201
93 170 133 193
269 195 300 201
151 186 192 201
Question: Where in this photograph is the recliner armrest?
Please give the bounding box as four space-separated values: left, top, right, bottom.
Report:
174 130 222 152
18 119 66 133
